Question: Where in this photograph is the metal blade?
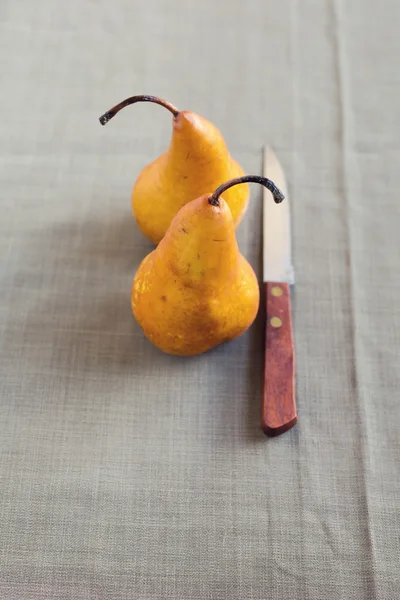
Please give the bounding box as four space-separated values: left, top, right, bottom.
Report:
263 146 294 284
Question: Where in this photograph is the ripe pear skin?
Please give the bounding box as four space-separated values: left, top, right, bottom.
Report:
131 194 259 356
132 111 249 244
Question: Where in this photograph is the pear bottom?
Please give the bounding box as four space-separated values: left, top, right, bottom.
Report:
131 252 260 357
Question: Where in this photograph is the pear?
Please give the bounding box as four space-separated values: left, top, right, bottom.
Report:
99 95 249 244
131 175 284 356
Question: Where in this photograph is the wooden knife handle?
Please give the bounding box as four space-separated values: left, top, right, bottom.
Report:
261 282 297 436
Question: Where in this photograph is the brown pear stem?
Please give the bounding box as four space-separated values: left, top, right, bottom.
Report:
209 175 285 206
99 95 179 125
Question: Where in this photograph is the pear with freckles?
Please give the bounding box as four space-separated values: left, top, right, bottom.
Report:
99 95 249 244
131 175 285 356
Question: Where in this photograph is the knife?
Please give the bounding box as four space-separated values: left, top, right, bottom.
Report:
262 147 297 436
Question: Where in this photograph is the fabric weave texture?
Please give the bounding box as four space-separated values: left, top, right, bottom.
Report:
0 0 399 598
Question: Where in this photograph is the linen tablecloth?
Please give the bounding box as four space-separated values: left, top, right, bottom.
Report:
1 0 399 598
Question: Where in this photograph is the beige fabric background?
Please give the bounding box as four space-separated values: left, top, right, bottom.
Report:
1 0 400 598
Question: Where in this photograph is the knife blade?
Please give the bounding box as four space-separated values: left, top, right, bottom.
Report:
262 146 297 436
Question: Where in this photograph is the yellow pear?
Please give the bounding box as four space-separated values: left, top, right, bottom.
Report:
99 95 249 244
131 176 285 356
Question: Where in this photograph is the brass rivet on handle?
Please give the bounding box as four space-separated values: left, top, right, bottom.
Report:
271 286 283 297
270 317 282 328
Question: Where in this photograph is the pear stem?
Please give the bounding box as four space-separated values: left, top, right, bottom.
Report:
209 175 285 207
99 95 179 125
